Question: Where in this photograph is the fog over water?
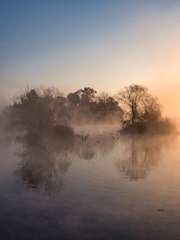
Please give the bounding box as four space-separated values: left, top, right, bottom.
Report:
1 1 180 238
0 125 180 239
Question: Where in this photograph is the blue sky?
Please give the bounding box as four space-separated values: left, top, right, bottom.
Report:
1 0 180 116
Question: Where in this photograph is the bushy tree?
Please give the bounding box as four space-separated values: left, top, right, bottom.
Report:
12 87 70 132
96 92 120 113
67 92 80 105
77 87 97 105
67 87 97 106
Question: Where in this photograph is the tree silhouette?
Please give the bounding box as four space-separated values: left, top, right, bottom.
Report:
67 92 80 106
12 87 70 132
77 87 97 105
96 92 120 114
117 84 148 124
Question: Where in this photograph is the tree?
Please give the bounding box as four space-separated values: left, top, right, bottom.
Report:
96 91 110 113
139 94 162 122
67 92 80 106
12 87 70 132
66 87 97 106
96 91 111 104
96 92 120 113
106 97 119 112
117 84 161 125
77 87 97 105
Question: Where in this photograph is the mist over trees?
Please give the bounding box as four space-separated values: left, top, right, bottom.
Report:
12 87 70 131
0 84 178 137
117 84 177 134
67 87 123 124
67 87 97 105
96 92 120 113
1 87 73 139
117 84 161 125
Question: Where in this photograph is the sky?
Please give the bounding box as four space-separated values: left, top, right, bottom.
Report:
1 0 180 117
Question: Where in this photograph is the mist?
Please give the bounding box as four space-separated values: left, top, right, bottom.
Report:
0 83 180 240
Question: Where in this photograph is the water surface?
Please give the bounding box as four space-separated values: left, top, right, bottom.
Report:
0 126 180 239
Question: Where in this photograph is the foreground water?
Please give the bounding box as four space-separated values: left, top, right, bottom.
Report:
1 126 180 240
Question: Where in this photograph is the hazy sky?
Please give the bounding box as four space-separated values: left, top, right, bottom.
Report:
1 0 180 116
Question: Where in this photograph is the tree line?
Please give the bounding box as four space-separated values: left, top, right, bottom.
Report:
0 84 177 136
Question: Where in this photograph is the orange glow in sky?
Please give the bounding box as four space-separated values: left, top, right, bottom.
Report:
1 1 180 118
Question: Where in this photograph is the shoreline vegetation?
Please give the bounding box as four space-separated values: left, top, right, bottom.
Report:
120 120 177 135
0 84 178 139
117 84 178 136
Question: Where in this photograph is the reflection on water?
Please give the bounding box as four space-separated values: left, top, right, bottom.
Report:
13 131 176 192
13 138 72 194
13 129 176 194
73 132 119 159
115 136 168 180
13 129 120 194
1 127 180 240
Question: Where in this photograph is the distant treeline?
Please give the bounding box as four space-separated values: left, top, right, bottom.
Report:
0 84 178 137
0 86 122 130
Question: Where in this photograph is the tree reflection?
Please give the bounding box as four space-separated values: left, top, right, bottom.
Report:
72 132 119 160
13 129 120 194
13 136 72 195
115 136 175 181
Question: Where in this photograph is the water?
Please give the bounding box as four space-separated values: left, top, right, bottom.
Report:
0 126 180 239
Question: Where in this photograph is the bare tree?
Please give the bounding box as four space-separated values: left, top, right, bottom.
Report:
117 84 148 124
139 93 162 123
96 91 111 104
